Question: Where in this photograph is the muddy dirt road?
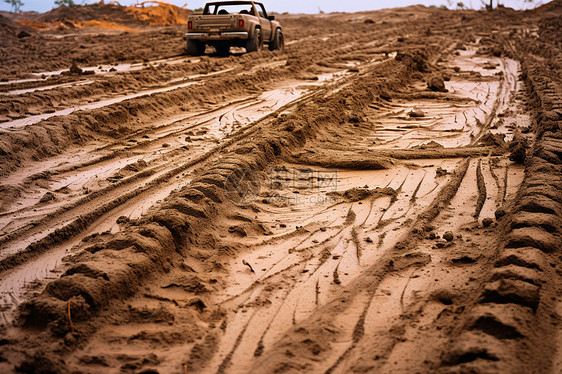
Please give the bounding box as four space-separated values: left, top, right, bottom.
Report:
0 2 561 373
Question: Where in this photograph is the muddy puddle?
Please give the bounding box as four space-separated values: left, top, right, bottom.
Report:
368 48 527 150
0 55 190 88
0 71 344 220
0 81 195 129
166 45 534 373
0 80 95 96
0 58 308 129
185 152 525 373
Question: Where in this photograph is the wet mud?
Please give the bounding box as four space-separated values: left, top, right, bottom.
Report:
0 2 561 373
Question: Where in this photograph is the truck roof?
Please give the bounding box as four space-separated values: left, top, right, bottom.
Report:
205 1 264 6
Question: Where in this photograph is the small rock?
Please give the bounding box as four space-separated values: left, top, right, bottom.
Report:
509 131 528 164
69 62 83 75
419 140 444 149
242 259 255 273
138 369 160 374
39 192 56 203
495 208 507 219
443 231 454 242
428 76 447 92
17 30 31 38
64 333 76 346
116 216 130 224
428 232 437 240
408 109 425 118
188 297 207 311
436 167 448 177
482 218 494 227
365 237 373 243
379 90 392 101
229 225 247 236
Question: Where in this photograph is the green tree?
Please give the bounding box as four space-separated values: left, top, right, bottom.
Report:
54 0 76 6
481 0 535 10
4 0 24 12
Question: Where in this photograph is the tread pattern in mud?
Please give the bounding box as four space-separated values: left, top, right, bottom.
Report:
439 25 562 372
1 3 561 373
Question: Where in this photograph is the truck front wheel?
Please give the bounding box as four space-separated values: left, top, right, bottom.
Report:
186 39 206 56
269 29 284 52
246 28 263 53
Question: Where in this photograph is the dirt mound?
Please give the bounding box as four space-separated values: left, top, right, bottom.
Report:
15 2 190 31
35 3 131 22
533 0 562 16
0 13 34 37
125 2 192 26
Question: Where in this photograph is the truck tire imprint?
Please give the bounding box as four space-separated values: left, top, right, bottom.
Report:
0 2 559 374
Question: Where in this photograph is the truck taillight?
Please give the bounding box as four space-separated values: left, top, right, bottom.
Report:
239 19 244 27
188 21 192 29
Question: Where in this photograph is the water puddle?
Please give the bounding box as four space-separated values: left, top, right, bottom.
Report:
0 67 236 130
207 159 459 373
0 56 190 87
0 80 95 96
368 47 528 150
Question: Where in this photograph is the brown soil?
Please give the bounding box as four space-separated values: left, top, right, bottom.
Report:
14 2 191 30
0 1 561 373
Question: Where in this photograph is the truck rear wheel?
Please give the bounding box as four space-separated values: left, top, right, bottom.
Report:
246 28 263 53
186 39 205 56
269 29 284 52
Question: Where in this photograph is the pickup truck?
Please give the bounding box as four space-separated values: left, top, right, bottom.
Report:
186 1 284 56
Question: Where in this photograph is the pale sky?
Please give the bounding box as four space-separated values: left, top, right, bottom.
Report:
0 0 546 14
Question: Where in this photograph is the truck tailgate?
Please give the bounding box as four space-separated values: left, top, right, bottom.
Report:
192 15 235 30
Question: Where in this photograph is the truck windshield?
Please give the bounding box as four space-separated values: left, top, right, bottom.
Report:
205 4 255 15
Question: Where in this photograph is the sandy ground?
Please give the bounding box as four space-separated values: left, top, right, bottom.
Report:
0 1 561 373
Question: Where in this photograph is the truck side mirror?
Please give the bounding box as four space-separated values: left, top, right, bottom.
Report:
267 15 275 21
